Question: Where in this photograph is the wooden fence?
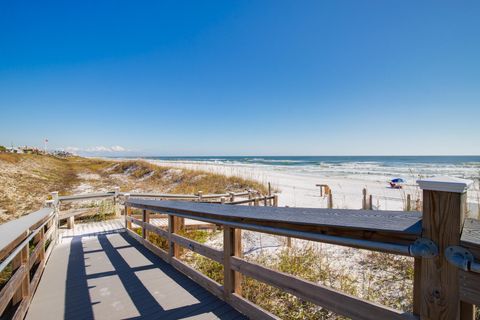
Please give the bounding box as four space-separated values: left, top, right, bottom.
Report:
1 178 479 319
124 177 480 320
54 189 275 229
0 208 57 320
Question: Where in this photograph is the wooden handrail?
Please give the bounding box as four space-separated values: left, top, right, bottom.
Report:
0 208 57 320
56 189 276 230
122 190 252 200
124 199 427 319
58 192 114 202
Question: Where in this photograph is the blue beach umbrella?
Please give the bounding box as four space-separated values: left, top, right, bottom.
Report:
391 178 405 183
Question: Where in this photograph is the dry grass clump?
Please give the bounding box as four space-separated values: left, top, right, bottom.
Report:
74 200 117 223
242 247 345 320
168 169 267 195
358 252 413 310
106 160 267 195
0 264 12 290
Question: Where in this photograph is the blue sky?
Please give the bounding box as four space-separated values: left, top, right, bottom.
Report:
1 1 479 156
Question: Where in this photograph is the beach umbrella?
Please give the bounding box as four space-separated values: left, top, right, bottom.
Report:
391 178 405 183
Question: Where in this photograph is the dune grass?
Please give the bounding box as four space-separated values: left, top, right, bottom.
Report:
0 154 267 223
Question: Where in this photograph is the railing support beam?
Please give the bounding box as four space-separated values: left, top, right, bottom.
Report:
224 226 242 300
169 215 181 259
417 177 473 320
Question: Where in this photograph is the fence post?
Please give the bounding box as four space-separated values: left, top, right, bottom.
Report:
12 244 30 306
229 192 235 203
327 193 333 209
224 226 242 300
169 215 181 260
416 199 422 211
124 193 131 230
197 191 203 202
362 188 367 210
113 186 120 217
417 177 473 319
142 210 147 239
407 194 412 211
273 195 278 207
51 191 59 243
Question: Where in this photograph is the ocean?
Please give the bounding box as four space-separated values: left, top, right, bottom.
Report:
139 156 480 181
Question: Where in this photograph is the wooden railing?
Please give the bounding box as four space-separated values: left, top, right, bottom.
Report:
124 178 480 320
54 188 276 230
1 178 479 319
0 207 57 320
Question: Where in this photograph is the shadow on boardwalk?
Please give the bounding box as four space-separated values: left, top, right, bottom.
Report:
28 228 246 320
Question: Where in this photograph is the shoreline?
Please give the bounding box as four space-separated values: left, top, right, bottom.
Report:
95 155 480 216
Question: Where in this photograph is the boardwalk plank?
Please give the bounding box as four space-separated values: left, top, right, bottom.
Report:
26 220 245 320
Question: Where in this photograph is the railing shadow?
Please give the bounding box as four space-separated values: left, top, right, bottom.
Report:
64 230 244 319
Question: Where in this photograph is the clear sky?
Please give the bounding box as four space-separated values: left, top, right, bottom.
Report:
1 1 479 156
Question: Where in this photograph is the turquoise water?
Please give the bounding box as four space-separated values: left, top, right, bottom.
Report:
136 156 480 180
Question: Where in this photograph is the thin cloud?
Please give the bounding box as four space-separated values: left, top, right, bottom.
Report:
65 145 129 154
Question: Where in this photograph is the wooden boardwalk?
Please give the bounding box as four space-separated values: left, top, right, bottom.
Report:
26 219 246 320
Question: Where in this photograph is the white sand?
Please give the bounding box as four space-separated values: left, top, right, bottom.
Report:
147 160 423 211
147 159 479 215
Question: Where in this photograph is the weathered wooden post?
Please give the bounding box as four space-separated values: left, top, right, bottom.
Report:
268 182 272 196
169 215 181 260
327 193 333 209
273 195 279 207
417 177 473 319
51 191 59 242
142 209 148 239
248 190 253 206
224 226 242 300
12 244 30 305
368 194 373 210
229 192 235 203
407 194 412 211
254 197 260 206
113 186 120 217
221 197 226 204
362 188 367 210
124 193 131 230
197 191 203 202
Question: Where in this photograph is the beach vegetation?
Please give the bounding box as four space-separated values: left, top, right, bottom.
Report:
0 154 266 223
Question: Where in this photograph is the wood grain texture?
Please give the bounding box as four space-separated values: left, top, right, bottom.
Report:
461 218 480 258
127 199 421 245
412 258 422 316
0 208 53 261
230 257 415 320
224 227 242 299
127 199 421 233
459 270 480 306
168 215 180 259
170 233 223 263
420 190 465 320
0 265 26 314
